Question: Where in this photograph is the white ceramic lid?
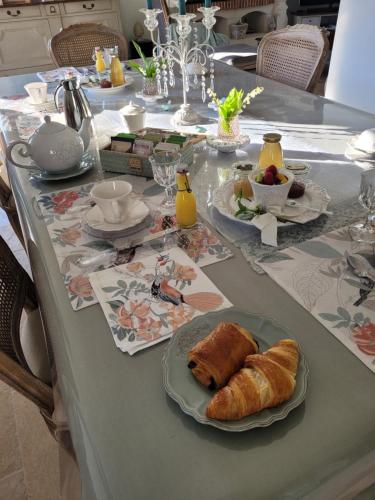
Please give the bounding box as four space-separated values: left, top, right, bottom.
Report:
122 101 145 116
36 116 66 135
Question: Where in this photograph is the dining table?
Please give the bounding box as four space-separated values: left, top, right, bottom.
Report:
1 61 375 500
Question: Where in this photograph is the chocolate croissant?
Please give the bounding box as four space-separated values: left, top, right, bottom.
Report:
206 339 299 421
187 322 259 390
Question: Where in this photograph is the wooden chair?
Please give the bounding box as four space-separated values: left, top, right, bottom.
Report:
256 24 330 92
49 23 129 67
0 173 24 247
0 236 81 498
0 235 56 429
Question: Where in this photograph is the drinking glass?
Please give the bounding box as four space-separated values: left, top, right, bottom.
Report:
350 169 375 243
149 151 180 209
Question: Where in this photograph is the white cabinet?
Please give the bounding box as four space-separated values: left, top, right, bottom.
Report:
0 0 122 76
0 19 52 71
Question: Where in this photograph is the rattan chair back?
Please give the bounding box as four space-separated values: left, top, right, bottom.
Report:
0 175 24 246
0 236 54 416
49 23 129 67
256 24 330 92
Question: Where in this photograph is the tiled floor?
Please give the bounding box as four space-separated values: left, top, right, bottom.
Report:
0 208 61 500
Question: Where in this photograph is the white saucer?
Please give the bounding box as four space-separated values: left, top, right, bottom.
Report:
30 154 95 181
207 135 250 153
83 198 150 235
25 94 56 110
135 91 164 102
84 76 134 94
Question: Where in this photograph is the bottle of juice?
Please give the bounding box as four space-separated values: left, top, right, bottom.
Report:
95 47 106 75
110 54 125 87
258 133 284 169
175 168 197 228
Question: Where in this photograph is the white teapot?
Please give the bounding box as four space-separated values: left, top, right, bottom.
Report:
6 116 91 173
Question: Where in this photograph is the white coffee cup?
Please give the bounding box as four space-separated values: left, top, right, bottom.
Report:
24 82 48 104
91 180 133 224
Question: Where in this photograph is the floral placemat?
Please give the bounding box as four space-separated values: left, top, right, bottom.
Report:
89 247 232 354
259 227 375 373
37 175 233 310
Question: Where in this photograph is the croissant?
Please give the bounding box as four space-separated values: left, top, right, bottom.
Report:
187 321 259 390
206 339 299 421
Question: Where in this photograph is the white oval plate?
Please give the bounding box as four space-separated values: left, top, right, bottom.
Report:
84 76 134 94
162 308 309 432
213 179 331 226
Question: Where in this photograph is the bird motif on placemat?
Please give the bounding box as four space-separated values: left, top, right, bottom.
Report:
151 255 223 312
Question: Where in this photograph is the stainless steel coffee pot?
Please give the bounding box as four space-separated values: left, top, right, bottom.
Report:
54 77 92 131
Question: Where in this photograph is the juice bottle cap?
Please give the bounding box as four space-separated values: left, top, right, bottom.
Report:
263 133 282 143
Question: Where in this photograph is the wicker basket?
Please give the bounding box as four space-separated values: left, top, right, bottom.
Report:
99 128 204 177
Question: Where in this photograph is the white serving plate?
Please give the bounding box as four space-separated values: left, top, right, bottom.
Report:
84 76 134 94
213 179 331 226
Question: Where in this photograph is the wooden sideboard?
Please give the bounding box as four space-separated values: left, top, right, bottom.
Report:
0 0 122 76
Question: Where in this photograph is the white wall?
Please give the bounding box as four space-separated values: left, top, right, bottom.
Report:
325 0 375 115
119 0 145 41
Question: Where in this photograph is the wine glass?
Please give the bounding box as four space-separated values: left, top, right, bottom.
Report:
350 169 375 243
149 151 180 209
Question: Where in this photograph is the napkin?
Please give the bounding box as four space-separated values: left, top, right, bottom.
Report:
252 213 278 247
89 247 232 355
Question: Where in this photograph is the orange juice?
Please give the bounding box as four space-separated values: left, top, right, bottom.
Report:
175 170 197 228
110 55 125 87
258 133 283 169
95 47 106 74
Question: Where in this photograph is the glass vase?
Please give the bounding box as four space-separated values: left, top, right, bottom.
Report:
143 76 158 96
218 114 240 141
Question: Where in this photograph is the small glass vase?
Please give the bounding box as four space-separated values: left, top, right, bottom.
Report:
143 76 158 96
218 114 240 141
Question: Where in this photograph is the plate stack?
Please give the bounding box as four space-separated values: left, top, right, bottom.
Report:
82 197 151 240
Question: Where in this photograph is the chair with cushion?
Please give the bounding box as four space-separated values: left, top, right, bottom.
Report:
0 235 81 499
256 24 330 92
49 23 128 67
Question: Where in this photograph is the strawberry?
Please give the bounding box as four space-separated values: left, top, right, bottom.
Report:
265 165 278 178
262 171 274 185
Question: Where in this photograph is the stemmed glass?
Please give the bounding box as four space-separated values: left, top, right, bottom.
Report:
149 151 180 209
350 168 375 243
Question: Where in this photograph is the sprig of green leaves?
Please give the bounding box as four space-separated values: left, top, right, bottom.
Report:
235 198 263 220
127 41 156 78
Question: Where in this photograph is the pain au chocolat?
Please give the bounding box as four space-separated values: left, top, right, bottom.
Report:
187 322 259 390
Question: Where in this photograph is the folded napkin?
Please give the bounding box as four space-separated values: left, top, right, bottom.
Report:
252 213 278 247
89 247 232 355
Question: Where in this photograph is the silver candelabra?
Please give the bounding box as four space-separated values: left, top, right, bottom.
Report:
140 6 220 126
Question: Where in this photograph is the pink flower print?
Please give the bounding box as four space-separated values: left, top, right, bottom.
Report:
117 305 133 329
52 191 79 214
127 262 145 273
150 214 177 233
136 317 162 342
130 301 150 320
59 227 81 245
352 322 375 356
173 264 197 282
68 275 92 298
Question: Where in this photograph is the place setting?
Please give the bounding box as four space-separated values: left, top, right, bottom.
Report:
36 148 233 311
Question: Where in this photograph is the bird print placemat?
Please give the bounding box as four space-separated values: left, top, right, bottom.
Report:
259 227 375 373
36 175 233 311
89 247 232 354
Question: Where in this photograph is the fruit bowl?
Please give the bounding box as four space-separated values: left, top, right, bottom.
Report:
249 167 294 211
